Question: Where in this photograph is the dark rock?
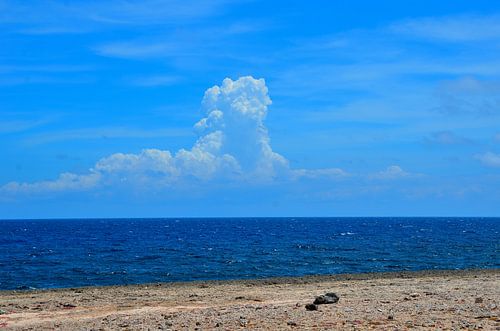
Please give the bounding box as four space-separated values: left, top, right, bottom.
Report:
314 292 339 304
305 303 318 311
388 315 394 320
475 297 483 304
287 320 298 326
61 303 76 309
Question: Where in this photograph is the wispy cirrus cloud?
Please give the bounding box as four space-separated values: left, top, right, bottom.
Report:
476 152 500 168
23 127 191 145
127 75 182 87
0 0 237 34
0 75 95 86
0 64 96 86
269 14 500 109
424 131 473 145
369 165 419 180
0 119 50 134
94 41 177 59
434 77 500 116
390 14 500 42
93 21 271 60
0 64 94 73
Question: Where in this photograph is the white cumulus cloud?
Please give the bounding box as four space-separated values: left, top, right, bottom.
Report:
1 76 346 195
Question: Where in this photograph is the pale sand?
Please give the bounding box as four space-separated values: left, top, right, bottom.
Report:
0 270 498 330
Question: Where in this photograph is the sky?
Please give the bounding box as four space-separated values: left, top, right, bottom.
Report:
1 0 500 218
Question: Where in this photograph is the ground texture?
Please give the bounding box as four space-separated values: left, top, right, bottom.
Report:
0 269 498 330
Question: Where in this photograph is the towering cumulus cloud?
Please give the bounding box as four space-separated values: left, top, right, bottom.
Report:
195 77 288 177
3 76 325 194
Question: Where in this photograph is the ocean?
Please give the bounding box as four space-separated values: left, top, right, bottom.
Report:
0 217 498 290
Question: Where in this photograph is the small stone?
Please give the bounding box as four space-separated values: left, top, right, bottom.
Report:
475 297 483 304
410 293 420 298
0 309 6 315
287 321 297 326
62 303 76 309
239 316 247 327
305 303 318 311
388 315 394 320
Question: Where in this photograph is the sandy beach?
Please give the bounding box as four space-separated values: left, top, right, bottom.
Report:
0 269 498 330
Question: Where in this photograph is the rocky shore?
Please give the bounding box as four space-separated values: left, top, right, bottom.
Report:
0 269 498 330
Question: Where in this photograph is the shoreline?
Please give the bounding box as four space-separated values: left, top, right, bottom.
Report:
1 268 498 293
1 269 498 330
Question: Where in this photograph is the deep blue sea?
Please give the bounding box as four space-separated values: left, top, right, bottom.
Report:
0 217 498 290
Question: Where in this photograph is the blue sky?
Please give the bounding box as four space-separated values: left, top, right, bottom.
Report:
1 0 500 218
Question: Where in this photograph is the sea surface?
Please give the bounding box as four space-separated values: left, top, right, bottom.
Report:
0 217 498 290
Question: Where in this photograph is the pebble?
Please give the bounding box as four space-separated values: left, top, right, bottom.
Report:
61 303 76 309
239 316 247 327
305 303 318 311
